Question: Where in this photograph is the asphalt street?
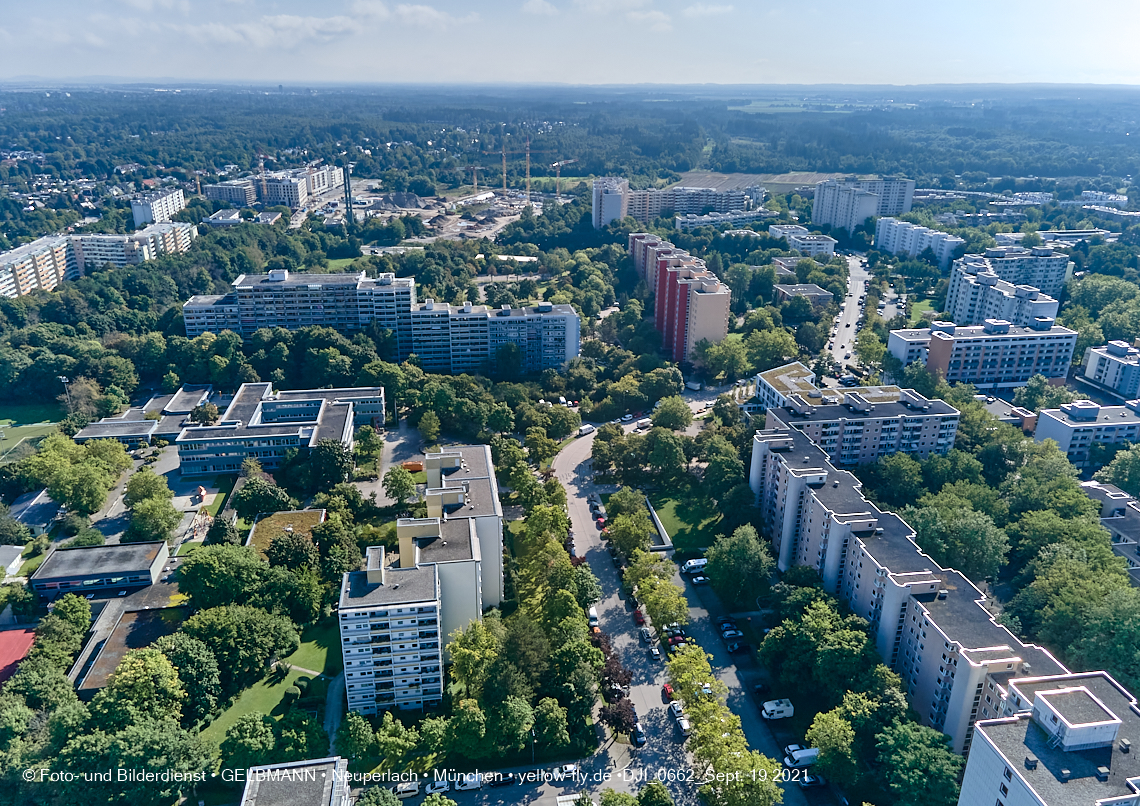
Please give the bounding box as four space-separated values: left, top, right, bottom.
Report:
829 256 871 369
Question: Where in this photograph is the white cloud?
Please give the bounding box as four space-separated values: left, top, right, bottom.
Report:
350 0 391 18
118 0 189 12
522 0 559 15
626 9 670 30
574 0 649 13
178 14 360 48
682 3 732 17
394 4 477 26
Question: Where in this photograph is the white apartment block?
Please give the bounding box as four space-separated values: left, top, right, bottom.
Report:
813 177 916 232
1058 189 1130 207
765 388 959 465
958 672 1140 806
0 235 73 298
240 757 350 806
1081 340 1140 400
945 256 1060 327
958 246 1073 298
262 174 308 209
675 209 775 231
204 179 257 207
768 224 838 257
1081 480 1140 587
340 445 502 716
874 217 965 268
130 187 185 228
592 177 629 229
1034 399 1140 470
888 319 1078 391
749 427 1066 754
72 222 198 271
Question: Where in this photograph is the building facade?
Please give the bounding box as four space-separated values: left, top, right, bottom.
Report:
598 181 761 227
888 319 1078 390
204 179 257 207
130 187 185 228
813 177 916 231
1034 399 1140 470
592 178 629 229
773 284 835 307
0 235 73 298
1081 480 1140 587
764 388 959 465
175 383 384 476
874 217 965 268
768 224 838 257
1080 340 1140 400
945 256 1060 327
72 222 198 271
655 262 731 362
675 209 775 231
749 428 1065 754
953 246 1072 298
30 542 169 595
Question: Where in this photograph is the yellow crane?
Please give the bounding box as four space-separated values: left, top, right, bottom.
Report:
462 166 489 194
551 159 578 200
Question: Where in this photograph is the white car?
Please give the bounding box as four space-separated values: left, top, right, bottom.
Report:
425 780 450 795
556 764 580 780
456 773 483 791
394 781 420 799
669 701 685 719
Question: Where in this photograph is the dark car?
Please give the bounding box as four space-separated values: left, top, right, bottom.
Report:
489 773 518 787
717 617 736 630
668 635 688 645
632 723 647 747
753 682 768 696
726 642 749 654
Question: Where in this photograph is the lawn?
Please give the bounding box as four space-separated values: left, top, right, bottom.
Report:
199 666 311 748
0 402 64 425
18 548 48 577
176 541 202 556
246 510 327 557
326 257 363 271
648 490 724 552
204 475 237 517
0 423 57 461
908 298 934 326
283 616 342 676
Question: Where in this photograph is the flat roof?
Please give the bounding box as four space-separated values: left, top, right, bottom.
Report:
10 488 59 527
73 419 159 441
1040 404 1140 427
774 397 958 424
248 510 326 558
233 271 364 289
775 283 833 295
415 519 476 563
32 542 165 581
79 607 189 694
1041 688 1118 726
0 628 34 684
240 757 348 806
340 564 439 608
758 362 816 395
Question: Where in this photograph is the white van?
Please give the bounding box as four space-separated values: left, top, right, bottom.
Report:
681 558 707 575
588 606 599 627
578 424 596 436
761 699 795 720
784 747 819 768
635 418 652 430
455 774 483 791
394 781 421 799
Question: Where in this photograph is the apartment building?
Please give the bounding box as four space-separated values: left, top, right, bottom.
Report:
0 235 73 298
204 179 257 207
655 262 731 362
130 187 185 228
767 224 838 257
175 382 384 476
592 177 629 229
945 256 1060 327
1080 340 1140 399
874 217 965 268
339 445 503 715
958 672 1140 806
746 361 903 420
813 177 916 231
239 757 350 806
1080 480 1140 587
675 209 775 231
749 427 1066 754
955 246 1072 298
1034 399 1140 470
764 388 959 465
72 222 198 271
262 174 308 209
774 284 834 307
887 319 1077 391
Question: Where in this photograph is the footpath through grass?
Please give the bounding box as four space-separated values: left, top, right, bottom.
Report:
199 667 310 748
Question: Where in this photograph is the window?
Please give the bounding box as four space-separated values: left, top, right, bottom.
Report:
999 784 1009 796
1003 768 1012 781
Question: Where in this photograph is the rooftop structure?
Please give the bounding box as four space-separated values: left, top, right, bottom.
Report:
958 672 1140 806
0 545 23 577
1040 228 1114 243
1034 400 1140 470
748 361 901 418
30 542 168 596
952 246 1072 298
176 383 384 477
945 256 1059 327
773 283 835 307
239 757 350 806
1081 480 1140 587
77 607 189 698
1080 341 1140 400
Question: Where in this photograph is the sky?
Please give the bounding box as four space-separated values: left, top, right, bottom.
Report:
5 0 1140 86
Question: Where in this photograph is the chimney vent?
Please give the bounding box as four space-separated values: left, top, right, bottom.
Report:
1095 767 1110 782
1059 769 1071 783
1121 739 1131 754
1024 753 1038 770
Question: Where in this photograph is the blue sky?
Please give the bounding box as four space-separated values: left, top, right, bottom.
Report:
4 0 1140 85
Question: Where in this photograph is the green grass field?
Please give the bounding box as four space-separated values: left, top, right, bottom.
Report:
204 475 237 517
0 402 65 425
908 298 935 325
199 667 311 748
649 491 724 552
283 617 342 676
0 423 57 461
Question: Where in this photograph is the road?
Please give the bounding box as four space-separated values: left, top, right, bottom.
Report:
829 256 871 369
352 418 422 506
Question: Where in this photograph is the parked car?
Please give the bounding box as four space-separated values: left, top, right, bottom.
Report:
394 782 420 799
425 780 450 795
677 717 692 737
783 743 805 758
488 773 518 787
669 701 685 719
726 642 748 654
798 773 827 789
649 645 662 660
639 627 652 643
633 608 645 624
722 628 744 640
662 683 674 699
690 575 710 586
456 774 483 791
632 723 647 747
555 764 580 780
621 414 634 422
717 617 737 630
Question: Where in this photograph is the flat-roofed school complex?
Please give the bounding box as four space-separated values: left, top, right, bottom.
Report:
29 542 168 596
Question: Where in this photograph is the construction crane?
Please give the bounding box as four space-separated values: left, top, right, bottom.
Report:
551 159 578 200
485 136 557 204
256 150 269 202
462 166 488 194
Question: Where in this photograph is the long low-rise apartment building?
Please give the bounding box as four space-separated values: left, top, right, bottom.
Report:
765 388 959 465
183 270 579 372
1079 340 1140 399
888 318 1077 390
1080 480 1140 587
1034 399 1140 470
749 427 1066 754
175 382 384 476
945 255 1059 326
340 445 502 714
874 217 965 268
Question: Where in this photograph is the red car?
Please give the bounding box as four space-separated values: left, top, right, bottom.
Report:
662 683 674 699
633 608 645 625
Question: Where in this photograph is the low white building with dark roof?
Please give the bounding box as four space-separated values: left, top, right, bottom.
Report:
30 541 168 596
9 488 60 535
239 756 349 806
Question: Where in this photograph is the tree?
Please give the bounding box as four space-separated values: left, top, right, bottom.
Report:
382 466 417 507
52 593 92 634
357 787 401 806
652 396 693 431
276 708 329 761
599 699 637 734
876 722 963 806
706 525 775 609
49 461 113 515
241 456 263 477
904 505 1010 581
374 710 420 766
231 477 297 521
743 328 797 373
309 438 354 490
600 793 638 806
526 426 559 465
448 616 502 699
154 632 221 725
190 403 220 425
704 453 745 500
125 495 182 543
221 712 277 772
607 486 647 519
422 795 458 806
855 328 886 365
89 648 185 731
266 530 320 571
648 430 687 477
206 517 241 545
624 549 675 592
355 425 383 457
1013 374 1084 412
864 452 925 509
419 410 441 443
178 544 268 608
639 576 690 629
533 696 570 749
546 405 582 440
446 698 488 759
639 782 675 806
492 695 535 751
805 709 858 786
181 605 299 695
0 506 31 546
124 467 173 503
1096 443 1140 497
610 510 654 557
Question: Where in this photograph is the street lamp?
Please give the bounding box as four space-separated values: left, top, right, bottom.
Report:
58 376 72 414
531 728 536 764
